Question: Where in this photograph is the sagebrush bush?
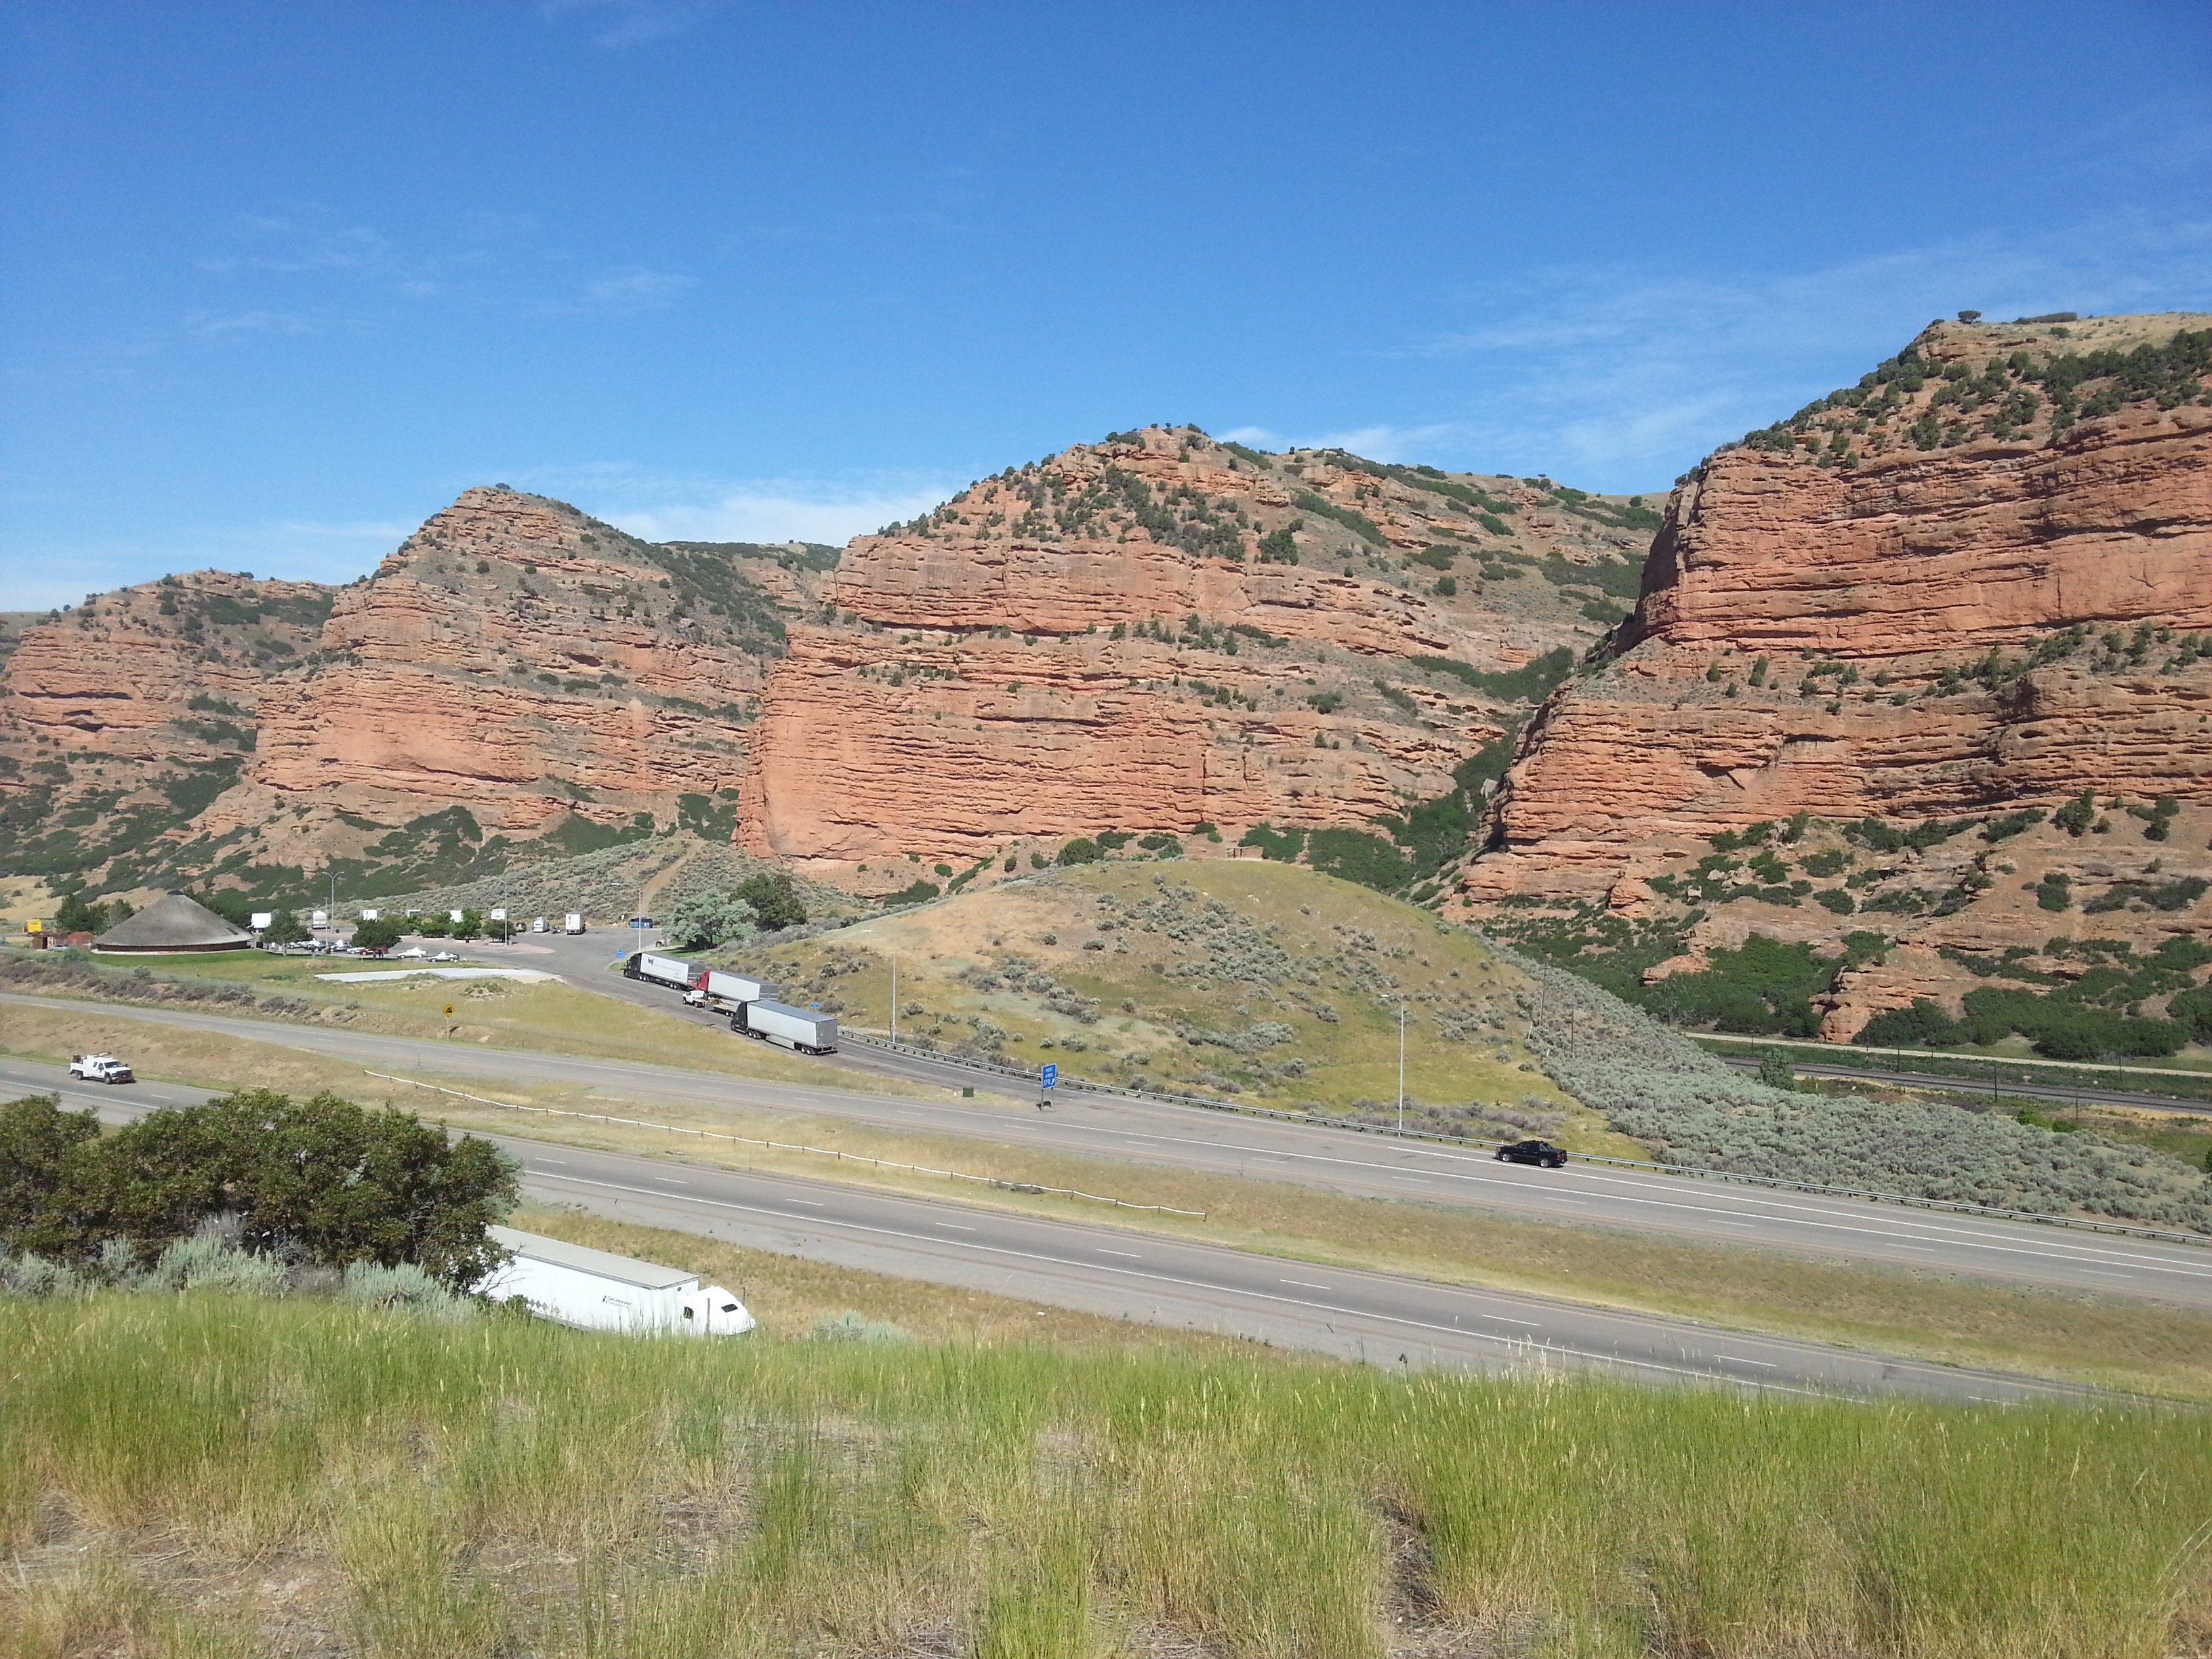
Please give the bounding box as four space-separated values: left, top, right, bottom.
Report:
1490 946 2212 1231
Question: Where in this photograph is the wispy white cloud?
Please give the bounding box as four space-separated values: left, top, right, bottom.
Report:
534 267 697 317
0 518 412 611
1394 209 2212 489
538 0 730 48
506 462 958 546
182 308 327 340
1226 421 1477 466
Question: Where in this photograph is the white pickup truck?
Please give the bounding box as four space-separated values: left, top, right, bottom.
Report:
68 1054 134 1084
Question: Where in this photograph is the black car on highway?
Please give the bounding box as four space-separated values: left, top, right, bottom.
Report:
1495 1139 1568 1169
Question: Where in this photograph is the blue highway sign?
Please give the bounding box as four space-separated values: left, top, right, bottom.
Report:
1040 1063 1058 1088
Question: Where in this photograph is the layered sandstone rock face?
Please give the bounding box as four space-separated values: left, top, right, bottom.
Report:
3 572 330 762
0 491 830 893
244 489 777 837
1458 314 2212 1033
740 429 1641 876
0 573 335 889
0 442 1647 905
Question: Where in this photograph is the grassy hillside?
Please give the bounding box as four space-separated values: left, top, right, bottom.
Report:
737 857 1635 1155
3 1292 2205 1659
735 860 2212 1229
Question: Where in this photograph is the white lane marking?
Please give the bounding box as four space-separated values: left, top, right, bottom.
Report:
934 1222 976 1231
538 1158 569 1164
1717 1356 1778 1368
1280 1279 1333 1290
2080 1269 2129 1277
1708 1219 1755 1227
785 1198 823 1207
1098 1248 1141 1258
653 1176 689 1185
1480 1315 1539 1327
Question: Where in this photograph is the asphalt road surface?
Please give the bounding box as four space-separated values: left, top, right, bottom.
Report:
12 1058 2106 1404
9 991 2210 1314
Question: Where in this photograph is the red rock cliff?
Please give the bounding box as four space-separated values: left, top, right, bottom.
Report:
1458 313 2212 1036
739 430 1637 873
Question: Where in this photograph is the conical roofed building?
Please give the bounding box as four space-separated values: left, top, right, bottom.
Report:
91 891 253 955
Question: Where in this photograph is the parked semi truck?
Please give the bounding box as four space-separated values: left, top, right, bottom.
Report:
623 951 696 991
564 914 586 935
683 970 782 1009
731 999 838 1054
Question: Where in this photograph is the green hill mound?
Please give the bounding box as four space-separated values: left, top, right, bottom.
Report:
744 858 1633 1155
729 860 2212 1230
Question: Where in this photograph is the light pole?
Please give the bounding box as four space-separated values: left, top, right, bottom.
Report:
1397 1004 1407 1134
890 951 899 1045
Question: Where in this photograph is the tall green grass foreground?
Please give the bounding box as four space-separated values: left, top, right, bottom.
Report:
3 1298 2208 1658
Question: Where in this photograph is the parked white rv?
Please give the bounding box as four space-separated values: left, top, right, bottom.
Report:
530 916 547 933
474 1227 754 1336
733 998 838 1054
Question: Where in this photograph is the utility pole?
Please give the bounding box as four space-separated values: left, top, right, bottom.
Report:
891 951 899 1045
1397 1004 1407 1134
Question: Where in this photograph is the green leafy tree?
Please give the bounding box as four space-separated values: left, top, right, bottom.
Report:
63 1092 520 1286
1755 1050 1800 1091
666 890 760 951
2051 790 2097 836
450 908 485 941
351 917 405 952
1057 838 1103 866
262 909 308 945
733 870 807 932
0 1094 104 1259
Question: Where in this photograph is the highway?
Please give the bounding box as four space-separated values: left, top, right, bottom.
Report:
9 1058 2107 1404
9 990 2210 1313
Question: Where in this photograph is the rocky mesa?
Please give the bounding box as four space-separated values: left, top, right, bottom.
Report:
740 426 1652 892
1457 312 2212 1042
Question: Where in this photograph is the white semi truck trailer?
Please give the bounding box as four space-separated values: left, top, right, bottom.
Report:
474 1227 754 1336
623 951 695 990
683 970 782 1009
563 914 586 935
731 998 838 1054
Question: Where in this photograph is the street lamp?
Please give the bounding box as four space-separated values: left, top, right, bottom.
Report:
1397 1003 1407 1134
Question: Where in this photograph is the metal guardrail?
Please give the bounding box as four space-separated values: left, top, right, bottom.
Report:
839 1032 2212 1248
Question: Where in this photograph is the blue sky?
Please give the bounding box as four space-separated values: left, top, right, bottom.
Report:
3 1 2208 610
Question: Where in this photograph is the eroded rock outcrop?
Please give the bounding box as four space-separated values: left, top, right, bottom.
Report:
1460 313 2212 1029
740 429 1642 876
